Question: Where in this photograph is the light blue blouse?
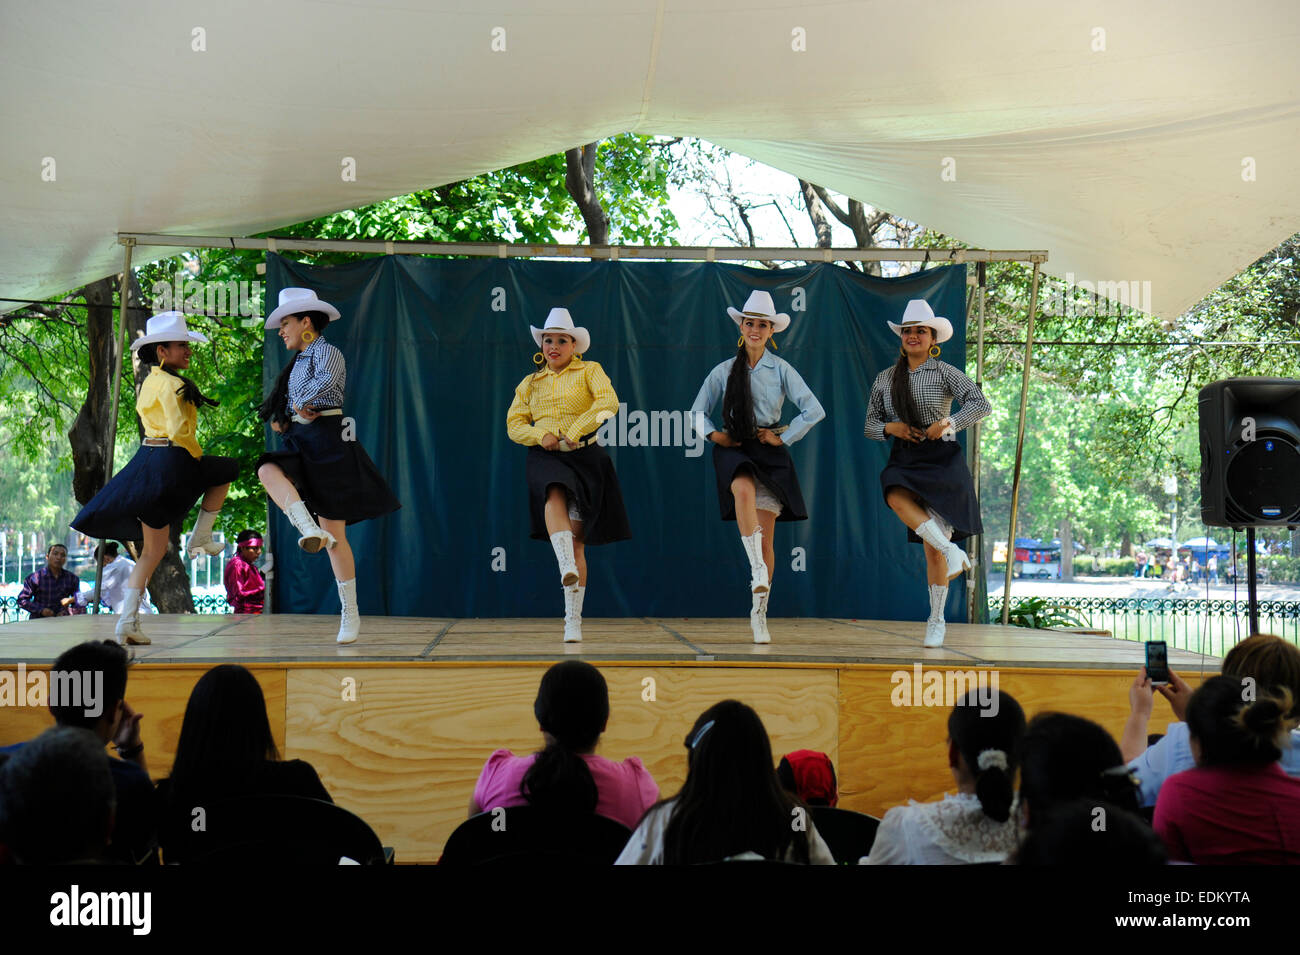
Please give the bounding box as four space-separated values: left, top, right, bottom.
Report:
689 352 825 446
1128 720 1300 807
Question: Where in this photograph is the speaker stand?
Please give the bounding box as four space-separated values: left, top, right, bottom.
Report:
1246 526 1260 635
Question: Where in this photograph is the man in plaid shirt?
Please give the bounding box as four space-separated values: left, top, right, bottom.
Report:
17 543 85 618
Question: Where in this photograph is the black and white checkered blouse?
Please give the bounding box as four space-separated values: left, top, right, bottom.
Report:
863 358 990 440
287 335 346 414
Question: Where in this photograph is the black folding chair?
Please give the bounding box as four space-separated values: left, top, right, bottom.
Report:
810 806 881 863
164 794 389 865
439 806 631 866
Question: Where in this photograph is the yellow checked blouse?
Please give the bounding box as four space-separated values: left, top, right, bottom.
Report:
137 366 202 460
506 358 619 446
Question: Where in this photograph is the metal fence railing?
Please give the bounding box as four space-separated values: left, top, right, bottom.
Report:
988 595 1300 658
1 593 232 624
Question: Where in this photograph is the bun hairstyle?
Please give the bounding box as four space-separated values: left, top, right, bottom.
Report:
1186 674 1297 767
520 661 609 813
948 689 1026 823
889 326 931 430
1222 633 1300 719
296 310 331 334
139 339 218 409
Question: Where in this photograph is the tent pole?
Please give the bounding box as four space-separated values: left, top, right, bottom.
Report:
1001 259 1041 626
968 262 987 625
91 238 134 614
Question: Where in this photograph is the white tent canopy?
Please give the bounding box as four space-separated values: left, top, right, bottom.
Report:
3 0 1298 317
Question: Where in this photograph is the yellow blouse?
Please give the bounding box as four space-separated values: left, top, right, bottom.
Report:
137 366 202 460
506 358 619 446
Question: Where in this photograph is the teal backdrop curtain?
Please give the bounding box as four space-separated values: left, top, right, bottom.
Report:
262 254 971 621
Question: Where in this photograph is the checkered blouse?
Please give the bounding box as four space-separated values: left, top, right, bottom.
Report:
863 358 990 440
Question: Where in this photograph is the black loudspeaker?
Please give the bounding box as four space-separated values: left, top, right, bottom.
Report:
1199 378 1300 528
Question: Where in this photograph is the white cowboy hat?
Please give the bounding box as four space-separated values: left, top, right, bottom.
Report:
727 290 790 333
264 287 342 330
888 298 953 344
130 311 209 352
530 307 591 354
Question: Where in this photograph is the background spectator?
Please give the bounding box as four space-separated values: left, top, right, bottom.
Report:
865 689 1025 864
157 664 331 863
1123 634 1300 806
777 750 838 807
1153 676 1300 864
17 543 85 618
0 726 117 864
616 700 835 865
469 660 657 828
1016 798 1167 866
0 640 155 864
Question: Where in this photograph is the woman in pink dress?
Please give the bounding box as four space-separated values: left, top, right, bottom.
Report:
223 530 265 615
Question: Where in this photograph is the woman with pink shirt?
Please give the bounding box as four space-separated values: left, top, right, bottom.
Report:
469 660 658 829
1154 675 1300 864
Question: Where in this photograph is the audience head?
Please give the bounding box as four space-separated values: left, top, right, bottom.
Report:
49 640 129 737
169 665 278 795
521 661 609 813
1015 798 1167 866
235 529 263 561
1019 713 1139 826
45 543 67 572
1222 634 1300 718
948 688 1026 823
95 541 120 562
664 699 809 864
0 726 116 864
1185 674 1296 768
777 750 838 807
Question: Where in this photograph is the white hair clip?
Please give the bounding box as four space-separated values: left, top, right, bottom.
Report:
977 749 1008 771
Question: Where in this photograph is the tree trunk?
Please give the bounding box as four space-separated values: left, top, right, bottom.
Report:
1121 530 1132 558
68 277 118 506
67 271 194 613
1059 517 1074 581
564 144 609 245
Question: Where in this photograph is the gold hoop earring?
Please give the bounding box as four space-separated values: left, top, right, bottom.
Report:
768 338 778 351
533 351 545 366
738 336 745 348
575 353 583 361
900 346 907 358
929 344 941 358
301 329 317 345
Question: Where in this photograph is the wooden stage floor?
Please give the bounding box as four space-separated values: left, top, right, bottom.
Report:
0 613 1218 668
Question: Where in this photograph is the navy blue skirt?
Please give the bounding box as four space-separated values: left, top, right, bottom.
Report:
526 443 631 546
880 437 982 543
72 446 239 542
712 440 808 522
257 416 400 524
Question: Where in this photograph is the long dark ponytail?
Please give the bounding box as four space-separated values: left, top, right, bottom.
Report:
520 661 609 813
661 700 812 864
889 348 924 430
948 689 1026 823
722 345 758 440
140 342 218 409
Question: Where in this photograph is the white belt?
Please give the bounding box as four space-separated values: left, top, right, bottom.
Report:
291 409 343 425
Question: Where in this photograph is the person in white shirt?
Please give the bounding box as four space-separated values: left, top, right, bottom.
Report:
616 700 836 865
95 542 153 615
864 688 1025 865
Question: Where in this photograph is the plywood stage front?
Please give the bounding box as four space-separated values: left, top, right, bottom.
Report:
0 614 1217 862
